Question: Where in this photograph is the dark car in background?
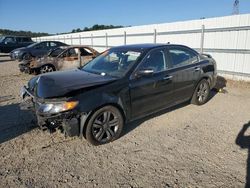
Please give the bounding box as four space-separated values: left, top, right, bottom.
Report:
19 45 99 74
20 43 217 145
0 36 34 53
10 41 67 61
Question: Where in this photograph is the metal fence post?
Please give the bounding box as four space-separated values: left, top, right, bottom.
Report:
71 35 73 45
64 36 66 43
154 29 157 43
91 34 93 47
124 31 127 45
79 34 81 45
200 25 205 53
105 33 108 49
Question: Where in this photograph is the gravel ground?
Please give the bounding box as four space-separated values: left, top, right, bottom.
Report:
0 54 250 188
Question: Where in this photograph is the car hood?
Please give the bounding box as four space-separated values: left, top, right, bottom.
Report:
28 69 118 99
11 47 26 53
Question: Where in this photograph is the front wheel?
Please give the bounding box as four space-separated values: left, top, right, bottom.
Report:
85 105 124 145
191 79 210 105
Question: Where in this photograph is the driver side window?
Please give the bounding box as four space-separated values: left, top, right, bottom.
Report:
139 49 167 73
35 42 47 49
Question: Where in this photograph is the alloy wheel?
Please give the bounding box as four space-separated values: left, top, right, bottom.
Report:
40 65 54 74
197 82 209 103
92 111 119 143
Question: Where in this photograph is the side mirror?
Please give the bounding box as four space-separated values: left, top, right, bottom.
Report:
135 69 154 78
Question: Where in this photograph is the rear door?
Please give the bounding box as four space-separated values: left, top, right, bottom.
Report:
166 46 201 103
32 42 50 57
130 47 174 119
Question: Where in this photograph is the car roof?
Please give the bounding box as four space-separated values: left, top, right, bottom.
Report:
111 43 192 50
39 41 63 43
65 45 94 49
112 43 165 50
111 43 198 54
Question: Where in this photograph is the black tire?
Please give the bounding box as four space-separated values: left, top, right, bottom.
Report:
191 79 210 105
85 105 124 145
40 64 55 74
22 53 32 61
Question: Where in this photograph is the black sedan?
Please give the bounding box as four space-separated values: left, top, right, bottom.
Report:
20 43 217 145
10 41 67 61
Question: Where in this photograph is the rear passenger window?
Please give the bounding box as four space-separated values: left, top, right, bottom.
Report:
168 47 198 68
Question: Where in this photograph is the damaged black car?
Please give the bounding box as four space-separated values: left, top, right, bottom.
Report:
20 43 217 145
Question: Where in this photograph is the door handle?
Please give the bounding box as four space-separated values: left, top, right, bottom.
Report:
194 67 201 72
163 75 173 80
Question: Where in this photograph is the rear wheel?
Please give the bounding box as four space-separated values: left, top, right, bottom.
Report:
85 105 124 145
40 65 55 74
191 79 210 105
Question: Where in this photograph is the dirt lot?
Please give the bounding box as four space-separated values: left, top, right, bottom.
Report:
0 54 250 188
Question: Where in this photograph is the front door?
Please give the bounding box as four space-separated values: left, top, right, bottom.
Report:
130 48 174 119
33 42 50 57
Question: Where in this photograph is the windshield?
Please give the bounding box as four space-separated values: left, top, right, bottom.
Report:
81 49 142 78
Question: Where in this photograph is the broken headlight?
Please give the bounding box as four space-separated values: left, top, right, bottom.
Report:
14 50 20 55
38 101 79 114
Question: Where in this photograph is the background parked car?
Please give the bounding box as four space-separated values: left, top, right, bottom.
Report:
19 45 99 74
0 36 34 53
10 41 67 61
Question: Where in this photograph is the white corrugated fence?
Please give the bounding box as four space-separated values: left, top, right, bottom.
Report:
34 14 250 81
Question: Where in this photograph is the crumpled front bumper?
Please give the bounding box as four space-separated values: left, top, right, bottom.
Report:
10 52 18 60
20 86 80 136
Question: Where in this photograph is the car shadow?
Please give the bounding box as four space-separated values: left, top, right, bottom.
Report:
208 75 227 101
0 59 13 63
0 103 37 144
0 54 9 57
122 76 227 138
236 121 250 188
121 101 190 138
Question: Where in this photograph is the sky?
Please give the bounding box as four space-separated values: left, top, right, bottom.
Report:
0 0 250 34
